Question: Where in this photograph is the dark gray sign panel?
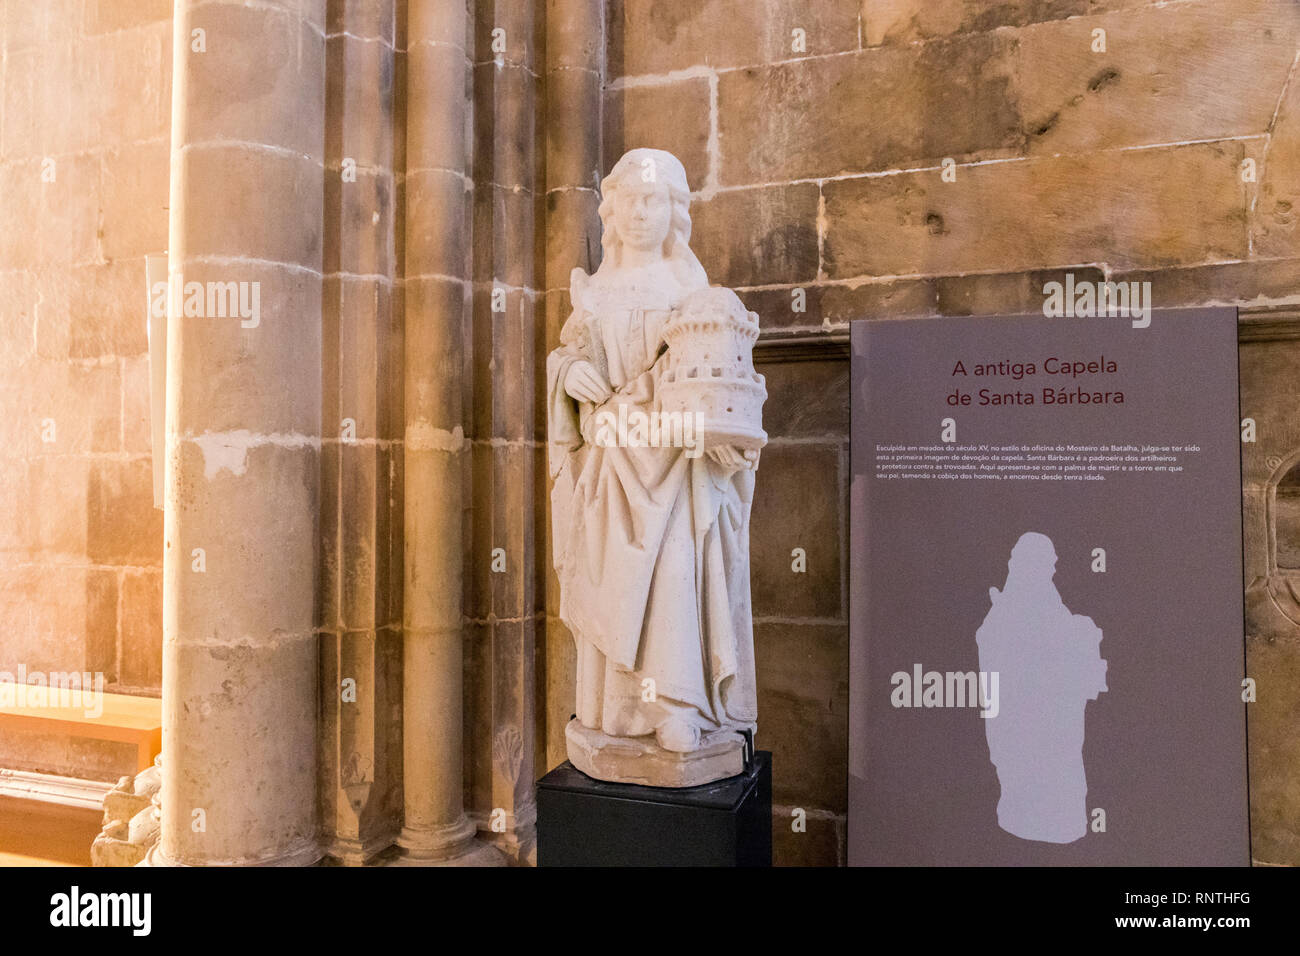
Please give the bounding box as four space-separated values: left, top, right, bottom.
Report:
848 308 1248 865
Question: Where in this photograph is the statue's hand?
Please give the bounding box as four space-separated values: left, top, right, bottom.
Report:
564 360 611 404
707 445 757 470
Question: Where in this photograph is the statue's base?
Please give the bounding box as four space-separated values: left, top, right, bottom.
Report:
537 751 772 866
564 719 746 788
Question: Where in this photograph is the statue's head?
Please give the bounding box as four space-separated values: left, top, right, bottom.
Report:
1008 532 1057 583
597 149 706 287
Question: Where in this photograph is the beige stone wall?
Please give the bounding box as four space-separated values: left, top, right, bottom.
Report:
0 0 172 781
603 0 1300 864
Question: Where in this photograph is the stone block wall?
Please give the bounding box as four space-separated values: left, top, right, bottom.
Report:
603 0 1300 865
0 0 172 781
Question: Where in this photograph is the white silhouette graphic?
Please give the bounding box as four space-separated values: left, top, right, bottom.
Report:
977 532 1107 843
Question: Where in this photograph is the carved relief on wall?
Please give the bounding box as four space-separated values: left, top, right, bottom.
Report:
1247 451 1300 636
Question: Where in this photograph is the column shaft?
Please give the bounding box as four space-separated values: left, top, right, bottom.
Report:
156 0 326 867
399 0 499 865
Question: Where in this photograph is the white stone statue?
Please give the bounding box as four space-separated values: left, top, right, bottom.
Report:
547 148 766 788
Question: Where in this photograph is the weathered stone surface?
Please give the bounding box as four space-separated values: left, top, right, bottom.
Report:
691 183 820 287
83 0 173 34
0 459 24 554
165 260 322 436
465 622 494 812
546 0 603 73
32 41 102 156
0 566 89 672
472 183 538 287
543 617 576 771
935 266 1107 317
750 442 844 619
162 632 319 865
1015 0 1300 155
326 0 394 41
0 271 39 369
178 4 325 158
2 0 83 52
99 142 170 260
543 189 601 294
604 78 711 190
753 358 849 438
859 0 1159 46
1254 46 1300 259
0 728 135 783
754 621 848 811
167 441 319 643
404 169 468 278
772 807 841 867
334 278 391 439
326 32 396 171
406 41 468 170
473 62 537 193
85 570 118 682
15 362 122 457
91 21 169 147
36 155 102 269
608 0 860 78
824 142 1249 278
739 278 941 327
0 49 40 159
468 441 538 621
119 572 162 688
23 456 90 559
88 460 163 567
468 288 539 443
1245 630 1300 864
324 171 395 278
545 66 602 192
718 31 1020 185
1111 258 1300 309
474 0 537 70
176 147 324 268
69 261 150 359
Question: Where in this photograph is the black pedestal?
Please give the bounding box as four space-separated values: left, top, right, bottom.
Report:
536 751 772 866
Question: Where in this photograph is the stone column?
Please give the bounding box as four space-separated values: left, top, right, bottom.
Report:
466 0 544 865
397 0 501 866
318 0 403 865
541 0 604 773
152 0 326 866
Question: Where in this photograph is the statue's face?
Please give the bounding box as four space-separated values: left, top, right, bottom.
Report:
613 180 673 254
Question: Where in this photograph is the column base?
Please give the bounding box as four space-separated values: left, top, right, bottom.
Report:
142 839 321 867
392 816 505 866
326 832 400 867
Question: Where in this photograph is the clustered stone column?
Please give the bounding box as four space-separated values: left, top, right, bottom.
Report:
152 0 326 866
318 0 404 865
541 0 604 772
126 0 599 868
397 0 500 866
464 0 545 866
